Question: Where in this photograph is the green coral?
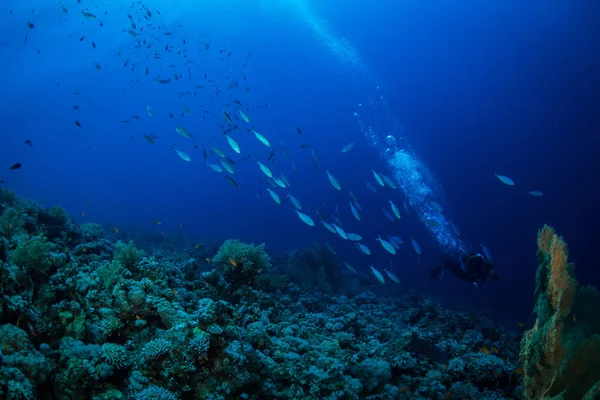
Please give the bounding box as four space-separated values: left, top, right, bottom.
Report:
97 260 124 291
113 240 145 270
9 233 55 281
101 343 130 369
213 239 271 285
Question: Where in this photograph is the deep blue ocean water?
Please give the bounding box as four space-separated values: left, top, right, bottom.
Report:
1 0 599 323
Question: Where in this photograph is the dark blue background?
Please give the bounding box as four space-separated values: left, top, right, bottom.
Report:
1 0 598 322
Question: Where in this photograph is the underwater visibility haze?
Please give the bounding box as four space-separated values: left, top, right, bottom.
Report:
1 0 600 399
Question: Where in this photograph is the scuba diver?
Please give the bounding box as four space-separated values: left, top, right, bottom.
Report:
431 253 499 288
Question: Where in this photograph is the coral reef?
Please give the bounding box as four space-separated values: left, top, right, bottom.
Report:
0 186 527 399
520 225 600 400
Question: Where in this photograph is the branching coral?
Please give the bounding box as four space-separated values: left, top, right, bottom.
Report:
521 225 600 400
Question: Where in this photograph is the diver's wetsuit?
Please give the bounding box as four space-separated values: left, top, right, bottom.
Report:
431 253 499 287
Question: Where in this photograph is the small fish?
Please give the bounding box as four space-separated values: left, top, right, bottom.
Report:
81 11 96 20
252 130 270 147
332 224 348 240
389 200 401 219
225 135 240 154
238 110 250 123
287 194 302 210
343 262 357 273
207 163 223 173
365 181 377 192
280 173 291 187
294 211 314 226
9 163 22 170
424 219 440 227
146 104 153 116
350 202 361 221
376 235 396 255
326 169 341 191
388 235 403 249
370 266 386 284
325 242 336 255
257 162 273 178
229 257 238 267
429 200 443 212
221 109 232 125
382 174 397 189
460 258 467 273
24 139 32 147
480 347 491 355
210 145 226 158
448 221 461 237
268 147 276 162
356 243 371 255
296 127 302 134
74 120 82 127
175 149 191 162
372 169 385 186
491 347 500 354
384 269 400 283
411 237 422 256
142 134 155 144
225 176 238 189
266 188 281 205
175 125 193 139
528 190 543 197
219 158 235 174
341 141 356 153
346 233 363 241
321 221 337 234
272 177 286 188
349 190 358 202
382 209 395 222
493 172 515 186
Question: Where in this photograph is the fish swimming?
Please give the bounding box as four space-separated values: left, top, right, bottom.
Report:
356 243 371 255
332 224 348 240
376 235 396 255
370 266 386 284
326 169 341 191
389 200 401 219
175 149 191 162
493 172 515 186
527 190 543 197
225 135 240 154
350 202 361 221
372 169 385 186
294 211 314 226
266 188 281 205
346 233 362 241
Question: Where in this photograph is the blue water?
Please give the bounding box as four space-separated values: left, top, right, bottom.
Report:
2 0 599 321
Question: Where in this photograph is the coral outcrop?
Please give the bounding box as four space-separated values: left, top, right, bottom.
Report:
520 225 600 400
0 185 526 399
